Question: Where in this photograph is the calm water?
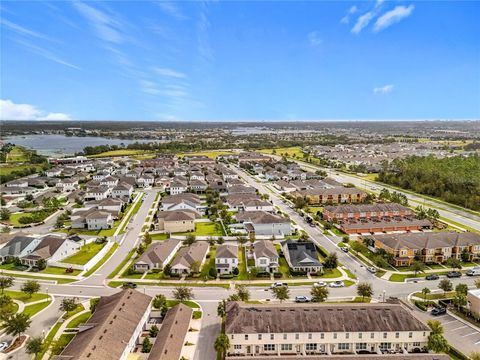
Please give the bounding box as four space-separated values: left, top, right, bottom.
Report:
3 134 157 156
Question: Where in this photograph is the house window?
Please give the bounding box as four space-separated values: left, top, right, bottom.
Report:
320 333 324 339
245 335 248 340
356 343 367 350
281 344 292 351
413 342 421 347
270 334 274 340
283 334 287 340
308 333 312 340
371 333 374 339
263 344 275 351
409 332 413 338
380 343 391 349
338 343 349 350
345 333 349 339
306 343 317 351
383 332 387 339
358 333 362 339
333 333 337 339
258 334 262 340
234 345 241 350
295 334 299 340
395 332 399 339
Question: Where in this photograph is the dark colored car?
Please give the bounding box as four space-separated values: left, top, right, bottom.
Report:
431 307 447 316
122 282 137 289
446 271 462 278
425 274 439 280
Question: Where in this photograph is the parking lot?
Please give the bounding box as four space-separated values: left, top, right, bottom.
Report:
415 310 480 356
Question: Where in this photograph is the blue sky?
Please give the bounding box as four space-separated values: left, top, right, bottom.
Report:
0 0 479 121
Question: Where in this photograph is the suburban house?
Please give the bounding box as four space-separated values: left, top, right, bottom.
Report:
54 290 152 360
372 231 480 266
84 186 111 201
161 193 204 214
235 211 292 236
55 178 79 192
224 302 435 358
323 203 415 221
170 242 209 274
189 179 209 193
169 180 188 195
148 304 193 360
71 208 115 230
112 182 134 199
252 240 279 273
133 239 182 272
293 187 368 205
46 168 62 177
281 240 323 273
137 174 154 188
155 210 199 233
273 180 297 193
20 234 82 266
0 234 41 262
215 244 239 274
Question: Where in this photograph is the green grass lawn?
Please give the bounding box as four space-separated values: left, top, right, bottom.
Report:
84 243 118 277
317 268 343 278
178 150 236 159
306 206 323 215
166 300 200 308
151 233 169 241
62 242 106 265
50 333 75 356
22 300 52 317
413 291 456 300
7 212 28 227
200 248 217 279
236 247 249 280
62 304 85 319
0 263 19 271
389 271 449 282
6 146 30 162
0 164 44 176
40 266 81 276
107 247 135 279
35 322 62 360
66 311 92 328
175 221 225 236
118 198 143 234
89 149 147 158
4 290 50 303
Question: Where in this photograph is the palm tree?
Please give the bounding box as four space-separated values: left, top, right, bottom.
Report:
427 320 444 335
356 283 374 301
214 334 230 360
421 287 431 301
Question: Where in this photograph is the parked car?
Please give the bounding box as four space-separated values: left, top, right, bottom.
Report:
122 282 137 289
314 281 327 287
329 281 345 288
309 223 316 227
467 267 480 276
446 271 462 278
425 274 439 280
340 247 349 253
295 296 310 303
431 307 447 316
0 342 9 352
271 282 288 289
366 266 376 273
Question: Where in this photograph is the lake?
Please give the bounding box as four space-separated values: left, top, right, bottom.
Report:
3 134 158 156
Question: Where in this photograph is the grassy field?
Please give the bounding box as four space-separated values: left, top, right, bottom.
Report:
66 311 92 328
258 147 304 158
63 242 106 265
5 146 30 163
152 233 169 241
22 300 52 317
166 300 200 308
175 221 225 236
0 163 44 176
62 304 85 319
178 150 236 159
84 243 119 277
413 291 456 300
200 248 217 279
389 271 449 282
40 266 81 276
89 149 148 158
5 290 50 303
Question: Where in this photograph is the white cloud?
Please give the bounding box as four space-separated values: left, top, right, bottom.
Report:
15 40 81 70
351 11 375 34
1 18 52 41
340 5 358 24
155 1 186 20
374 5 415 32
373 84 394 94
153 67 186 79
0 99 71 120
72 1 124 43
308 31 323 47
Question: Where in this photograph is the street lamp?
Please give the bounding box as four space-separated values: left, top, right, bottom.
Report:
383 290 386 302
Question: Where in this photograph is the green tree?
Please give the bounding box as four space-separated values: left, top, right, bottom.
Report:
412 261 426 277
248 267 259 280
152 294 167 309
470 352 480 360
149 325 159 337
25 336 44 356
163 263 172 276
237 236 248 247
475 279 480 289
323 253 338 269
0 276 14 294
356 282 374 301
427 320 444 335
173 286 194 301
37 258 47 270
217 300 226 318
60 297 78 314
90 298 100 313
183 234 196 246
236 285 250 302
421 287 431 301
190 260 201 274
214 334 230 360
4 313 31 339
21 280 40 298
209 267 218 278
438 279 453 295
455 283 469 296
0 208 11 221
141 336 152 353
310 285 329 302
272 286 290 303
446 257 462 270
143 232 152 246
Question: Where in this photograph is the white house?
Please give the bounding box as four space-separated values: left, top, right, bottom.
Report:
21 234 82 266
137 174 154 188
170 181 188 195
215 244 239 274
56 178 79 192
112 182 133 199
253 240 279 273
46 168 62 177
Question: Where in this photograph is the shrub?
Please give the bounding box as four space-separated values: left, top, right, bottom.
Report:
414 300 427 311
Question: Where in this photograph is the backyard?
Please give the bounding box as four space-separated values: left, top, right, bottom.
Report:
62 242 107 265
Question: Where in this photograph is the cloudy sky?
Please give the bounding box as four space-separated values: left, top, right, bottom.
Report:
0 1 479 121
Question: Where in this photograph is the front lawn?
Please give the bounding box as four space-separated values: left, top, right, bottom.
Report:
22 300 52 317
84 243 119 277
40 266 81 276
152 233 169 241
175 221 225 236
389 271 449 282
66 311 92 328
5 290 50 304
199 248 217 279
62 242 106 265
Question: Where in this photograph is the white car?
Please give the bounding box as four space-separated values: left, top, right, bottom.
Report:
270 282 288 289
0 342 9 352
329 281 345 288
314 281 327 287
367 266 377 273
295 296 310 303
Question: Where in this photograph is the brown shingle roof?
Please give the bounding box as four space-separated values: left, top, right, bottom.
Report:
225 302 429 334
148 304 193 360
56 290 151 360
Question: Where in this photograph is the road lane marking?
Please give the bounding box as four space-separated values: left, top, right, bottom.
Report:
442 320 458 325
462 332 479 337
451 325 468 331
